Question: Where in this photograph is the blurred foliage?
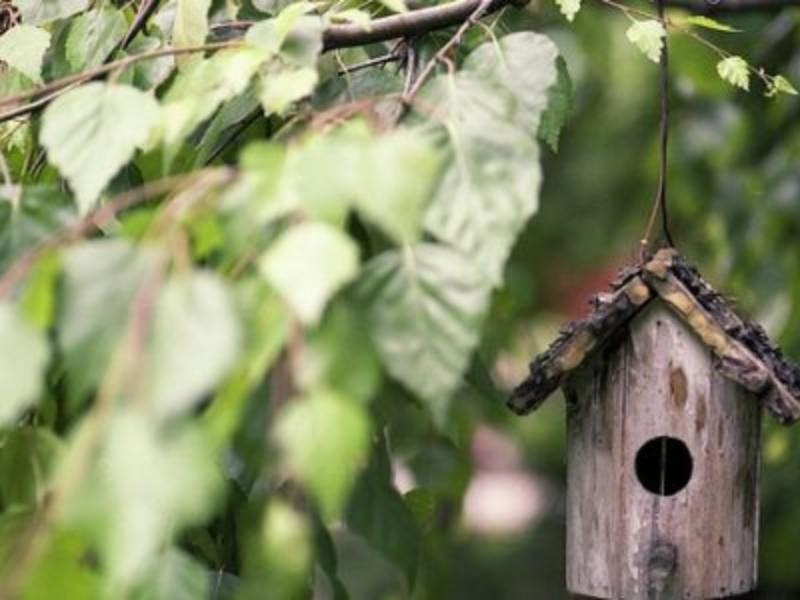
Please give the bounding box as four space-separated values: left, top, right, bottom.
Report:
1 0 800 598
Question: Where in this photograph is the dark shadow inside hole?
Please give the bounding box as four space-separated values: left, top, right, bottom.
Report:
635 436 693 496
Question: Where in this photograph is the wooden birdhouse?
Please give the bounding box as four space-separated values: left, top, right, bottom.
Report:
508 249 800 600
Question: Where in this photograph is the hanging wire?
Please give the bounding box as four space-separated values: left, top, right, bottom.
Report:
640 0 675 262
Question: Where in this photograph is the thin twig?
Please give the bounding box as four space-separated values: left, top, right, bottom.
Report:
0 170 232 299
0 259 166 600
0 42 239 123
117 0 162 51
337 52 401 75
404 0 495 101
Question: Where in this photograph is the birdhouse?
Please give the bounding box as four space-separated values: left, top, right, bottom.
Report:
508 249 800 600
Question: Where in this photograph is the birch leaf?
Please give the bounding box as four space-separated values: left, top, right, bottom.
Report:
0 25 51 82
717 56 750 91
555 0 581 21
626 20 666 63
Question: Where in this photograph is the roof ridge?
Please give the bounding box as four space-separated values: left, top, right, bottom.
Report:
508 249 800 424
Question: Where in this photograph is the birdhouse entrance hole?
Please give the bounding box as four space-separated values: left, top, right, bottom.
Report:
634 436 693 496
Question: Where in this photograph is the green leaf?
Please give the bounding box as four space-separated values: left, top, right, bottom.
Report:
274 390 370 519
120 34 176 90
767 74 798 97
346 458 420 587
461 32 559 133
58 239 159 402
0 302 49 426
378 0 407 12
297 303 380 402
0 185 75 271
160 49 266 156
354 130 441 243
173 0 211 48
423 33 558 284
246 2 319 58
0 24 51 82
681 15 740 33
257 500 313 596
625 19 666 63
258 66 318 115
354 244 490 423
147 272 241 419
259 222 359 326
538 56 574 152
20 252 61 331
65 8 127 71
103 412 221 587
555 0 580 21
22 528 101 598
202 280 290 446
717 55 750 90
15 0 88 25
0 427 62 507
40 83 161 212
142 548 210 600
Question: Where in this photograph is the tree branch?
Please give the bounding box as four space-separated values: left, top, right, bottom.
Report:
117 0 162 51
322 0 522 50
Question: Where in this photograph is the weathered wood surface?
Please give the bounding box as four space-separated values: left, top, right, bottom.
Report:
509 247 800 424
565 303 761 600
643 253 800 424
508 275 651 415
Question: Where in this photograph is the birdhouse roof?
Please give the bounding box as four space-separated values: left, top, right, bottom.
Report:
508 248 800 424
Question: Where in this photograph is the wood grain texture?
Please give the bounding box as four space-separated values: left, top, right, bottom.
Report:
565 302 761 599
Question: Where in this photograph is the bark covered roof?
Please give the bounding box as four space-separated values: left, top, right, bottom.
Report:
508 248 800 424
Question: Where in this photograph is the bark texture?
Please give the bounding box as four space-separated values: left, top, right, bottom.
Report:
509 248 800 425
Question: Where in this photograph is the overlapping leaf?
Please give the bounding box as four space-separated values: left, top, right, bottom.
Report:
40 83 160 212
354 244 490 422
423 32 559 285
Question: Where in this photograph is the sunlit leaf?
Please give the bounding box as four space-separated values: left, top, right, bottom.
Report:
40 83 160 212
143 548 210 600
378 0 406 12
147 271 241 419
717 55 750 91
274 390 370 519
160 49 266 158
103 412 221 587
173 0 211 48
0 302 49 426
58 239 160 402
681 15 740 33
555 0 580 21
0 24 51 82
259 222 359 326
626 19 666 64
258 66 318 115
354 130 441 243
259 500 312 595
767 74 798 97
15 0 88 25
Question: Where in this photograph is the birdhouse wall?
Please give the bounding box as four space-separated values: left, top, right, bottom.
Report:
564 301 762 600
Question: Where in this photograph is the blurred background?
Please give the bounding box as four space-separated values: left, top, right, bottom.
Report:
333 1 800 598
